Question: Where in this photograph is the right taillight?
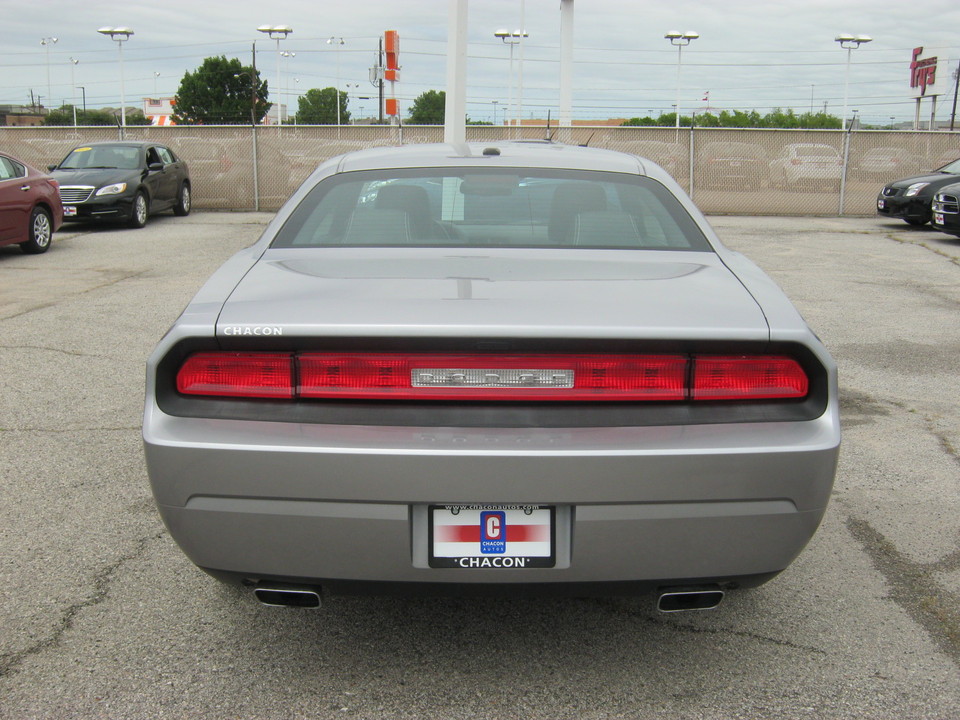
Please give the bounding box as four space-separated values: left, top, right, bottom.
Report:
692 355 808 400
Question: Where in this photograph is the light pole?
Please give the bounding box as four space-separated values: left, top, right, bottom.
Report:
280 50 295 123
41 37 57 114
494 29 528 129
835 34 872 131
327 37 345 134
69 57 79 126
492 99 499 125
97 27 134 126
664 30 699 131
257 25 293 126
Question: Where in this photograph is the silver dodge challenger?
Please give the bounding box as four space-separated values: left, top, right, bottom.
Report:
143 141 840 611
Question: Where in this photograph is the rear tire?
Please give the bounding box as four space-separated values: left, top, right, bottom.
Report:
129 191 148 229
173 183 191 216
20 206 52 254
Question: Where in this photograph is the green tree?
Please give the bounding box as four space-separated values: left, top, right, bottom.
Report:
408 90 445 125
172 56 269 125
296 87 350 124
43 105 149 126
621 116 658 126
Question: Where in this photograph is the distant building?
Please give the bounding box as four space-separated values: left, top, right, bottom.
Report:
143 97 176 125
0 105 44 126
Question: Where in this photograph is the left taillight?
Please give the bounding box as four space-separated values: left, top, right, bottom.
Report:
175 352 809 403
176 352 295 398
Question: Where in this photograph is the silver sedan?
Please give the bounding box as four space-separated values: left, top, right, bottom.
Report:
143 141 840 612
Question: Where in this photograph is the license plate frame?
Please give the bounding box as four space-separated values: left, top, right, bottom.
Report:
934 212 945 225
428 504 556 569
63 206 77 217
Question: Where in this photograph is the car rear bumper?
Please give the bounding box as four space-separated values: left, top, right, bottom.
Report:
144 410 840 590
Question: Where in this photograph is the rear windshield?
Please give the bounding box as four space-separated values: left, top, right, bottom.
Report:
272 168 712 251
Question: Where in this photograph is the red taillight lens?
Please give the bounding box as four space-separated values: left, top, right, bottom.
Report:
174 352 810 402
298 353 687 401
692 356 808 400
177 352 294 398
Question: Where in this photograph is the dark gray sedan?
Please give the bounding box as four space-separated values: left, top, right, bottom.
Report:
51 141 190 228
144 141 840 612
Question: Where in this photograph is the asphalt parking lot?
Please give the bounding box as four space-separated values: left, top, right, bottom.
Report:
1 211 958 719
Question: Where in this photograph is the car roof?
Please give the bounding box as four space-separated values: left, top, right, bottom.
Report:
335 141 647 175
68 141 162 149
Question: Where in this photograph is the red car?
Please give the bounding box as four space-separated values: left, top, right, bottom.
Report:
0 152 63 254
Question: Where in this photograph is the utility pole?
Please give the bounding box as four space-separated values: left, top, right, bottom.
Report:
950 61 960 131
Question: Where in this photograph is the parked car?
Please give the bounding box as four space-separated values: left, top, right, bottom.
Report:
0 151 63 254
769 143 843 190
854 147 921 178
619 141 688 180
144 141 840 612
697 141 770 190
930 182 960 237
876 158 960 226
50 141 191 229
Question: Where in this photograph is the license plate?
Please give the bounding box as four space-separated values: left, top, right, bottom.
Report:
877 199 885 210
429 504 555 568
934 213 945 225
64 206 77 217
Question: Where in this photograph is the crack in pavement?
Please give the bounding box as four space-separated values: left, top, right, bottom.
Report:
846 516 960 668
0 345 110 359
594 598 828 656
0 530 164 680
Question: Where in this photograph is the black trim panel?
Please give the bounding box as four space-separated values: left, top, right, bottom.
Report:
155 337 829 428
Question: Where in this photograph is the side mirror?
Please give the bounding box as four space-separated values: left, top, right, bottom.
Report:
47 164 57 172
147 162 164 172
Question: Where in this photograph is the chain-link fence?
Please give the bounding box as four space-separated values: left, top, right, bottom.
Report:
2 124 957 214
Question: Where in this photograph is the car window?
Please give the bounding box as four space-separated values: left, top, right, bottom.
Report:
157 147 176 164
795 146 838 158
0 156 25 180
273 168 712 251
60 145 141 170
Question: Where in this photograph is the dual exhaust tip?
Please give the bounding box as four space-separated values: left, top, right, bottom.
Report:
252 583 723 613
656 586 725 612
254 584 322 609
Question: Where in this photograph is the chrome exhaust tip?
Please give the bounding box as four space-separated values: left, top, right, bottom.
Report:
253 584 322 609
657 586 724 613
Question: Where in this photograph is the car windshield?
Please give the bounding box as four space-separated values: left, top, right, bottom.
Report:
59 146 141 170
938 158 960 173
273 168 712 251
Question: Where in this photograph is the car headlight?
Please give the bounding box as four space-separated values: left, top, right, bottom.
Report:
96 182 128 197
904 182 929 197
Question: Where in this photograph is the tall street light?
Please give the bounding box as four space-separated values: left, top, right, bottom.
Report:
835 34 872 131
69 57 79 126
281 50 296 123
257 25 293 126
327 37 345 132
664 30 699 131
494 29 528 129
40 37 57 113
97 27 134 126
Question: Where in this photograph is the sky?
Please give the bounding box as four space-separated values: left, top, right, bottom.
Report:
1 0 958 126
